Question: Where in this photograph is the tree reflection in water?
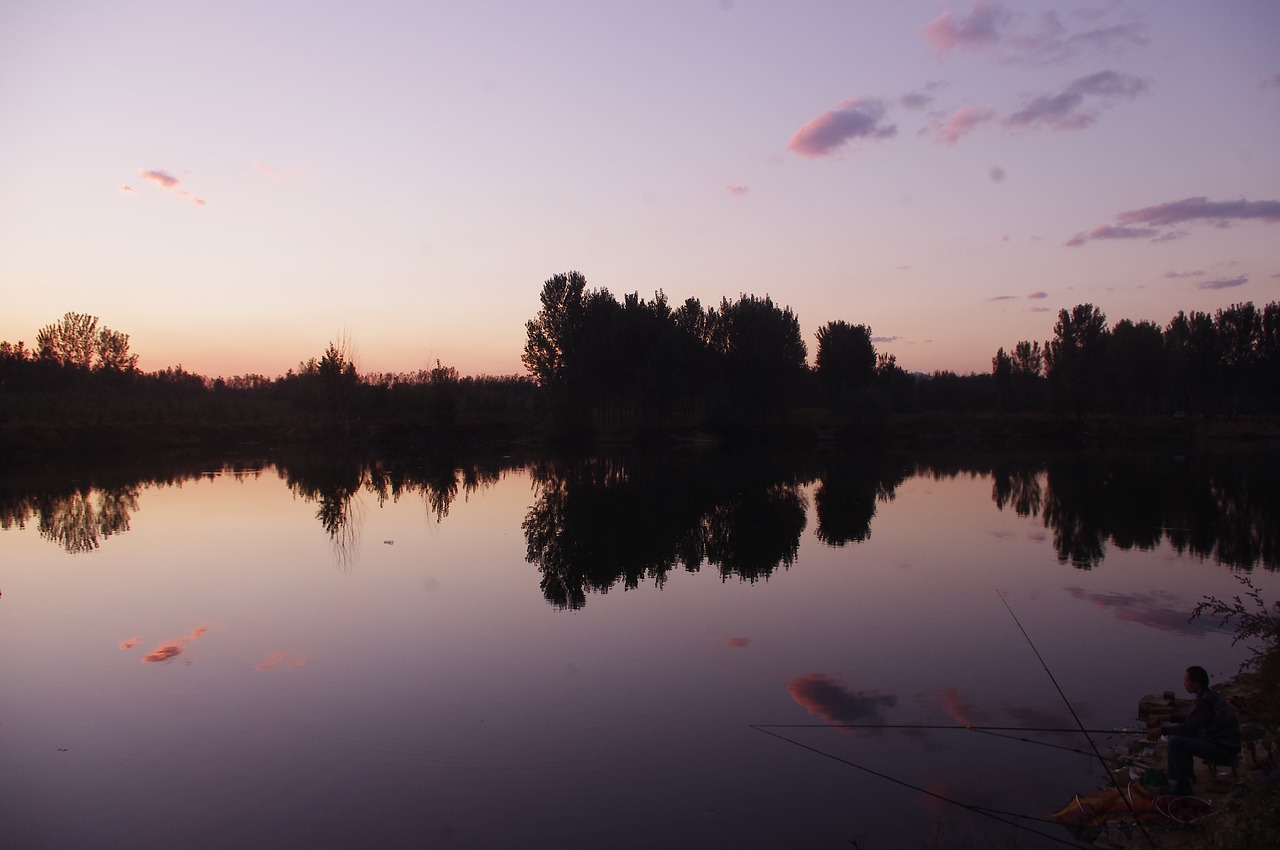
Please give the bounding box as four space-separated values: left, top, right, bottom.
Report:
523 455 820 609
4 451 1275 595
279 452 518 568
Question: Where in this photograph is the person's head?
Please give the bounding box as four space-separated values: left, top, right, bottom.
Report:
1184 665 1210 694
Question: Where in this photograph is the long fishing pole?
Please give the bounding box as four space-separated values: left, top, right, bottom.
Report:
997 591 1159 849
753 723 1140 735
750 724 1089 849
753 723 1136 763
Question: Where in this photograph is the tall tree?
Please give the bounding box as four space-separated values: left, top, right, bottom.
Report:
816 321 876 396
36 312 100 368
522 271 589 391
1045 304 1108 414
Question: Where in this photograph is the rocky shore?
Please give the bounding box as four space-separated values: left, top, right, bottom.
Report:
1062 672 1276 849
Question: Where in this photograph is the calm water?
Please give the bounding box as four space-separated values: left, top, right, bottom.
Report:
2 451 1275 849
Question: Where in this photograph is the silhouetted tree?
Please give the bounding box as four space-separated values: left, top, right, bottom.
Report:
1045 304 1108 414
1165 310 1218 414
708 294 807 421
1106 319 1164 414
816 321 876 396
522 271 590 391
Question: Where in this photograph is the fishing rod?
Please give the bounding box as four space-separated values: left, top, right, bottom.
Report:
752 723 1140 735
750 724 1089 849
753 723 1138 763
998 591 1159 849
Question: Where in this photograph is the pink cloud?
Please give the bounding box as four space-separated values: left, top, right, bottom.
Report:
1028 291 1048 299
138 168 206 206
140 169 179 188
1198 276 1248 291
923 3 1144 65
1164 270 1205 279
726 185 749 197
1116 197 1280 227
923 1 1009 54
252 161 281 181
725 636 750 648
788 98 896 158
936 106 995 144
1065 223 1160 246
1007 70 1148 131
118 185 136 195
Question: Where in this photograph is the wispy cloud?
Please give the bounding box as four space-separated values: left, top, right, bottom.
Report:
1065 224 1159 246
1070 196 1280 246
923 2 1145 65
1260 72 1280 90
935 106 996 144
118 185 136 196
1006 71 1149 131
871 335 900 344
1116 197 1280 227
788 98 896 158
901 80 948 111
923 1 1009 54
725 185 749 197
138 168 206 206
726 636 750 648
989 295 1017 301
1164 270 1205 279
1198 276 1249 291
140 169 179 189
1028 291 1048 300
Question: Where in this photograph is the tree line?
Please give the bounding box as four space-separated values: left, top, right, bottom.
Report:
992 301 1280 417
3 286 1279 451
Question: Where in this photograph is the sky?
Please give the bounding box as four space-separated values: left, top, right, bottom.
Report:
2 0 1278 379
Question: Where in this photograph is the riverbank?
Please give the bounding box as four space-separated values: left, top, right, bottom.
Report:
1061 669 1279 850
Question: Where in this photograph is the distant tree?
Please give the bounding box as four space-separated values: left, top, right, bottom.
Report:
815 321 876 396
36 312 100 368
522 271 589 391
1011 340 1044 379
708 294 807 419
1106 319 1164 414
992 347 1013 408
96 327 139 373
35 312 138 373
1045 304 1108 414
1165 310 1218 414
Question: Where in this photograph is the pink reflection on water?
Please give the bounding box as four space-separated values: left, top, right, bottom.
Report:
932 686 992 727
787 673 896 729
141 626 208 664
254 651 308 670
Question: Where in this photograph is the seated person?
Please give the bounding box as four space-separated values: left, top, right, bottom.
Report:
1146 665 1240 795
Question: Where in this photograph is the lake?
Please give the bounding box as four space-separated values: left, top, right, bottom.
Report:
2 449 1275 849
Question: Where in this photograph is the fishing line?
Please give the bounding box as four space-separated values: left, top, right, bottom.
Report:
997 591 1160 849
752 723 1137 763
750 724 1088 848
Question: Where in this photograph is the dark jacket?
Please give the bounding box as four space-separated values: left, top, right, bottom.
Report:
1162 688 1241 752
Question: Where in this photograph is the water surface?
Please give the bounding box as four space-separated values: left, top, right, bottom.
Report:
2 451 1274 849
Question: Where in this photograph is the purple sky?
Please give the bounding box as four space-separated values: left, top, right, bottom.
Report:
2 0 1277 378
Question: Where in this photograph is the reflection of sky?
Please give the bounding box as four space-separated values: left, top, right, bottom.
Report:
1 465 1274 849
1064 587 1216 636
